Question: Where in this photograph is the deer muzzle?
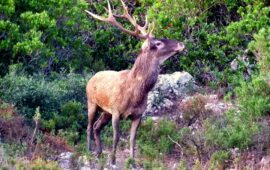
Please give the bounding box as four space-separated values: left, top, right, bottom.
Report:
176 42 185 52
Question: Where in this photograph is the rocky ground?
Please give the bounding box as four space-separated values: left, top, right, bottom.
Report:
1 71 270 170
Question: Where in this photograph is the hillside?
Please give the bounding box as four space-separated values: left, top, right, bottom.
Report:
0 0 270 169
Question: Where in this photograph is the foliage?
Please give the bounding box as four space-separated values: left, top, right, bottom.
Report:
209 150 230 170
205 75 270 149
0 0 141 76
0 67 91 141
180 94 209 124
0 101 31 143
138 0 269 85
0 66 90 119
236 76 270 118
204 21 270 150
249 27 270 82
1 0 270 168
137 118 177 159
16 158 60 170
0 0 97 75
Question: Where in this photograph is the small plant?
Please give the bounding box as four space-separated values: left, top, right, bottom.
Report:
178 160 187 170
137 118 178 159
15 158 60 170
31 107 41 145
192 159 202 170
98 154 107 169
140 159 165 170
180 94 208 124
0 103 31 143
209 150 230 170
125 157 135 169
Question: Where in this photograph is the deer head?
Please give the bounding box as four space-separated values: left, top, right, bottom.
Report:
141 38 185 64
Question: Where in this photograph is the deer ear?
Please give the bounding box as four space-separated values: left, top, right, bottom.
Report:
149 39 157 50
141 38 156 51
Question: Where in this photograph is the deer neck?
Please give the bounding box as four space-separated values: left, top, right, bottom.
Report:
129 51 159 93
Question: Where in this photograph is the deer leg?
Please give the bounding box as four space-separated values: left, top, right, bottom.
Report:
130 117 141 164
111 114 120 165
87 101 97 152
93 112 111 156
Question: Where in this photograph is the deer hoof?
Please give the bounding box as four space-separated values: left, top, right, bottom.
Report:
111 164 117 169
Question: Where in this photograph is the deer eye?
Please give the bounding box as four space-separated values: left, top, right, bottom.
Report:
155 42 162 46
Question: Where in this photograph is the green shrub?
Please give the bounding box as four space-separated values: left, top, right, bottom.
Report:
205 75 270 149
137 118 177 159
209 150 230 170
178 160 187 170
54 100 85 131
0 67 91 139
0 68 91 120
140 0 270 84
249 27 270 82
205 110 257 149
207 2 270 68
205 22 270 150
15 158 60 170
140 159 165 170
236 76 270 118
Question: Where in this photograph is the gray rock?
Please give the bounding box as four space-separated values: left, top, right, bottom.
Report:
78 155 91 170
144 71 197 115
58 152 74 170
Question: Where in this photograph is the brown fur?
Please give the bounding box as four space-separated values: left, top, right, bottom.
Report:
86 38 185 166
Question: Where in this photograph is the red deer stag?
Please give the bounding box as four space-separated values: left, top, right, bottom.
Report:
85 0 185 167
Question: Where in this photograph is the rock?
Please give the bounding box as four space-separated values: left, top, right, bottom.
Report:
258 156 270 170
230 51 254 79
58 152 74 170
204 94 232 116
78 155 91 170
144 71 197 115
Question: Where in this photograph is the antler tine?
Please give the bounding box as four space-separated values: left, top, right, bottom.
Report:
85 0 152 39
85 10 108 22
148 22 155 37
118 1 152 37
106 0 113 18
137 15 149 35
119 0 137 27
85 0 114 22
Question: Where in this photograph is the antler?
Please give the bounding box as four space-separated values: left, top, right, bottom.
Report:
85 0 154 39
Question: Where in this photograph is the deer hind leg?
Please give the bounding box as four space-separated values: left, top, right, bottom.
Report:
87 101 97 152
111 114 120 166
93 112 111 156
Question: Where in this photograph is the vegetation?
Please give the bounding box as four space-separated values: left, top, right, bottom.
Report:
1 0 270 169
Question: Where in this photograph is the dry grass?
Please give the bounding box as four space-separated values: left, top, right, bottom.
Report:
0 100 31 143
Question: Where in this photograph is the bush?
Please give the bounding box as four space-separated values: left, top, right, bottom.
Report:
0 67 91 120
16 158 60 170
0 100 31 143
141 0 270 84
0 144 61 170
179 94 209 125
249 27 270 83
54 100 85 131
137 118 177 159
0 67 91 140
236 76 270 118
205 75 270 149
209 150 230 170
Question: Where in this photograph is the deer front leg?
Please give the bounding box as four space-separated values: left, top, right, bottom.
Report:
87 102 97 151
129 116 141 168
93 112 111 156
111 114 120 166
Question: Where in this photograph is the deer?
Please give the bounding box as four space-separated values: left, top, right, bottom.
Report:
85 0 185 167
